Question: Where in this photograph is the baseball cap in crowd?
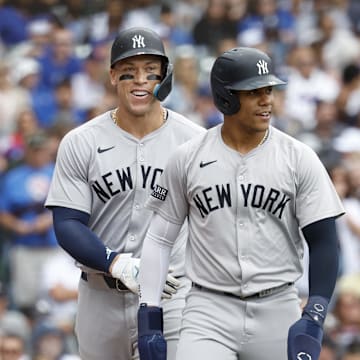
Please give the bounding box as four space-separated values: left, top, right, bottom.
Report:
27 19 52 37
333 127 360 153
12 57 40 84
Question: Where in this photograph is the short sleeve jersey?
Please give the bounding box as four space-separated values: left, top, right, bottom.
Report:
45 109 205 275
145 125 345 296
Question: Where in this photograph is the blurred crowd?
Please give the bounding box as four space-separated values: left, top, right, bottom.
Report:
0 0 359 359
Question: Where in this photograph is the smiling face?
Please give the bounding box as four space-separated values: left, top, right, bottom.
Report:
110 54 163 117
232 86 274 133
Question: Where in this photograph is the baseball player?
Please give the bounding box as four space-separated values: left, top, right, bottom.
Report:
45 27 205 360
137 47 345 360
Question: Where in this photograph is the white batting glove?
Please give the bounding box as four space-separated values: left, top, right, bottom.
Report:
110 253 180 298
110 253 140 293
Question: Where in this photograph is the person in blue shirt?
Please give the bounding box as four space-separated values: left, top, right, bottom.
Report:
36 27 83 91
0 131 59 317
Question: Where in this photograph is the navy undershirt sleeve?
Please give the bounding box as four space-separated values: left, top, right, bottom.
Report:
301 217 339 301
51 206 118 273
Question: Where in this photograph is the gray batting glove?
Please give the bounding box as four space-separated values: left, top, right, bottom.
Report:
110 253 180 298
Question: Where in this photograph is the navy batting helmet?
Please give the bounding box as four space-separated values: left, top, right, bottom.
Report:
110 27 172 101
210 47 286 115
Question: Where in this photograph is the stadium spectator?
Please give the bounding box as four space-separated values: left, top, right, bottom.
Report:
0 332 30 360
336 63 360 126
71 46 107 117
2 108 41 169
0 1 30 49
36 27 82 91
0 131 58 318
319 334 339 360
284 45 340 130
37 248 80 354
162 45 203 125
329 274 360 351
236 0 296 69
192 0 237 56
342 337 360 360
296 100 344 169
0 61 30 142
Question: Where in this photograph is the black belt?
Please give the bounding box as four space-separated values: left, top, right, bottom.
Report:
192 282 294 300
81 271 129 291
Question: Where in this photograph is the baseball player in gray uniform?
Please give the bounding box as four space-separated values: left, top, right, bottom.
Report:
45 27 204 360
136 47 345 360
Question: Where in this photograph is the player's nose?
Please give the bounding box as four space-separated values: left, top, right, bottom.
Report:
258 90 273 105
133 69 148 83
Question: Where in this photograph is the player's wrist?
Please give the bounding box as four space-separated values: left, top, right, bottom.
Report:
105 247 120 274
137 303 166 359
302 295 329 326
138 303 164 334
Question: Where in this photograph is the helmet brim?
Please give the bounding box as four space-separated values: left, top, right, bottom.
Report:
226 74 286 91
111 50 168 68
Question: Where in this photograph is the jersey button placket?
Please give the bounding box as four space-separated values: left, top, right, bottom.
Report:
138 143 145 162
237 164 249 288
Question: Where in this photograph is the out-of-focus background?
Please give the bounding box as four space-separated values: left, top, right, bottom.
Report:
0 0 359 359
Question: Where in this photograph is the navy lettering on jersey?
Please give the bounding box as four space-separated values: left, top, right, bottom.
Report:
194 184 231 218
261 188 280 212
271 194 291 219
141 165 163 189
193 183 290 219
91 167 133 203
92 181 111 203
240 183 290 219
92 166 165 203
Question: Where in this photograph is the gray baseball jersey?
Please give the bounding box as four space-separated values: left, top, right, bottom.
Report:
45 109 204 359
145 124 345 297
45 109 204 276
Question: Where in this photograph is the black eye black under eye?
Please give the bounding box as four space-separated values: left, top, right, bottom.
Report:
118 74 162 81
147 74 162 81
119 74 134 81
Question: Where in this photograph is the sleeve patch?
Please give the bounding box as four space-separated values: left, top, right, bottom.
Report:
151 185 168 201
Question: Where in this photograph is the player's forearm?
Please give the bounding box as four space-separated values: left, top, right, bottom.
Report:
138 213 180 306
52 206 117 273
302 216 339 300
139 232 172 306
289 217 339 359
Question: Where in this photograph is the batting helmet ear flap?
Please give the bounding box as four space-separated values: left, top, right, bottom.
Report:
153 63 173 101
212 82 240 115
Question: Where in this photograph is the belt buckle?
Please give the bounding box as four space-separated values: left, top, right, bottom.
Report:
258 288 273 298
115 279 128 292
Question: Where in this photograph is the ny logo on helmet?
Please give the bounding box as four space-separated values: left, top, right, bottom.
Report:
132 35 145 49
256 59 269 75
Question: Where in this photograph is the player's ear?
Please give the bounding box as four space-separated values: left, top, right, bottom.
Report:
109 68 118 86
